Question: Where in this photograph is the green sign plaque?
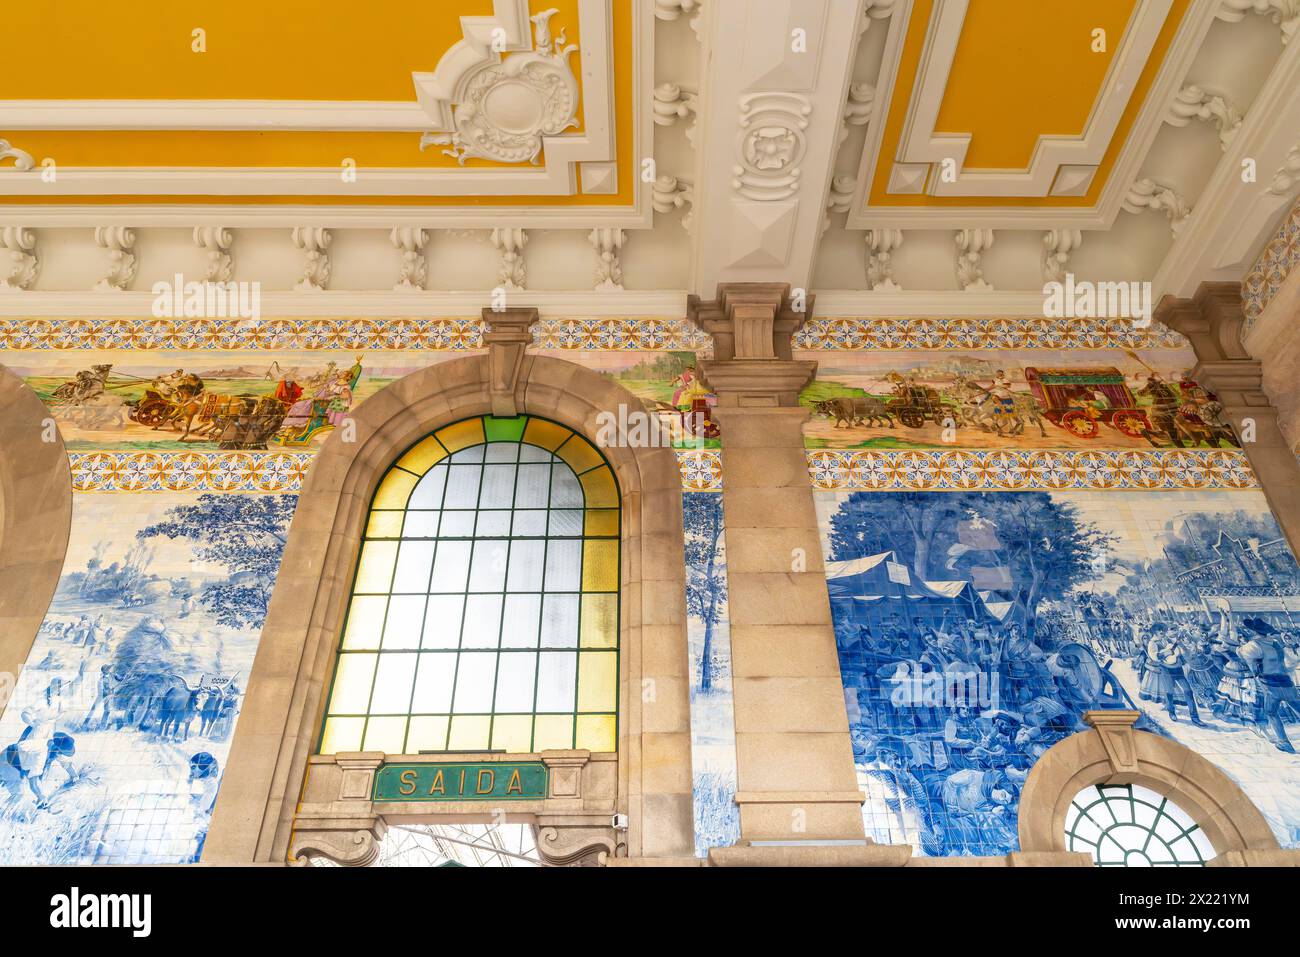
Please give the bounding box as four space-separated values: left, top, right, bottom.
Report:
373 762 549 802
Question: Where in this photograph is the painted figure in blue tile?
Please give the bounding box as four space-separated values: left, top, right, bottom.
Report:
1238 616 1300 752
1138 622 1205 726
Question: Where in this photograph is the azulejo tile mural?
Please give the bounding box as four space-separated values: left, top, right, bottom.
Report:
793 317 1187 351
0 493 294 864
682 491 741 856
815 488 1300 855
1243 195 1300 332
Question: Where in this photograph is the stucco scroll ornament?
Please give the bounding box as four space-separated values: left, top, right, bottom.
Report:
1166 85 1243 151
1217 0 1300 43
0 227 38 291
733 92 812 202
1122 178 1191 237
421 10 579 165
0 139 35 171
1266 142 1300 196
955 228 995 292
93 226 137 292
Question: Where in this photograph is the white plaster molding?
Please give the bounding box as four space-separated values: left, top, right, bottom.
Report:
654 0 702 22
955 228 994 292
1217 0 1300 44
193 226 234 284
844 83 875 128
1123 177 1191 237
589 227 626 291
1166 84 1243 150
864 0 898 20
491 227 528 289
653 83 699 145
847 0 1229 229
0 139 35 171
0 289 689 318
420 8 580 165
1268 141 1300 195
390 227 429 291
0 227 38 291
811 288 1059 316
92 226 136 292
1042 229 1083 284
827 176 856 215
864 228 904 291
291 227 332 292
733 92 813 202
652 174 694 228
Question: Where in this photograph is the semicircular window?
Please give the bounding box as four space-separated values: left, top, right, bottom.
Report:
319 415 620 757
1065 783 1216 867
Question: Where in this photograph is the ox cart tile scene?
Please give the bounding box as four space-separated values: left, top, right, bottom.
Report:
800 349 1238 452
0 494 293 865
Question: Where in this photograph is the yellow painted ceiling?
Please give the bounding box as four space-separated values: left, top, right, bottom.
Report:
869 0 1190 208
0 0 636 207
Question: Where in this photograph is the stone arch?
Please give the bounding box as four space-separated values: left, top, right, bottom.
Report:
1018 711 1281 861
203 345 693 865
0 364 73 714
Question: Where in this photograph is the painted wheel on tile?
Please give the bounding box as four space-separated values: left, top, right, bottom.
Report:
897 408 925 429
1111 411 1149 437
1060 409 1099 438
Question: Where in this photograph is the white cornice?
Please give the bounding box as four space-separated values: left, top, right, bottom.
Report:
0 289 689 318
809 289 1048 316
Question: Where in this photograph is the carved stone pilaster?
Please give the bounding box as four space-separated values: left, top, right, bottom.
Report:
482 306 539 416
1083 709 1142 782
1158 282 1300 554
289 752 386 867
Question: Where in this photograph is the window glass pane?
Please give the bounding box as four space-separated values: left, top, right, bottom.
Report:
507 540 545 592
578 651 617 712
408 465 447 508
540 595 579 648
323 417 619 758
461 595 503 648
443 464 482 508
515 464 551 508
580 593 617 648
550 466 583 507
536 652 577 711
468 541 508 592
369 654 417 715
480 463 517 508
476 510 511 537
391 541 435 592
532 715 573 750
545 540 581 591
382 595 427 649
452 653 498 712
421 595 464 649
583 539 619 592
402 511 439 538
411 654 455 713
363 716 408 754
429 541 471 592
494 653 537 712
439 511 475 537
321 717 365 754
354 541 398 593
342 595 387 650
406 716 449 753
328 653 376 714
548 509 583 536
501 594 541 648
512 510 548 535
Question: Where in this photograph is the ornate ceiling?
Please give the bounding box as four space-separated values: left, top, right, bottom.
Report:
0 0 1296 309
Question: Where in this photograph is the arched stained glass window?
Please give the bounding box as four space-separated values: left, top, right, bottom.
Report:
1065 784 1216 867
319 415 620 757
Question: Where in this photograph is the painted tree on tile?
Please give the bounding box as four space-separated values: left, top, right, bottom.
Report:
683 492 727 691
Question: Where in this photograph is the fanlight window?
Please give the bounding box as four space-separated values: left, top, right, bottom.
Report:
320 415 619 757
1065 784 1216 867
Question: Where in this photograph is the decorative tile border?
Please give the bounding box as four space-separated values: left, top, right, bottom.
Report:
1243 196 1300 332
792 316 1186 350
806 448 1258 492
0 315 1190 352
70 450 312 493
0 317 709 352
677 449 723 491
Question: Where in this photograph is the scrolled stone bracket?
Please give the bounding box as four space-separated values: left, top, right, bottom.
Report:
482 306 540 416
535 821 620 866
289 752 386 866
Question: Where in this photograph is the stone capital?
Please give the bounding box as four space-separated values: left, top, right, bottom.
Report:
688 282 813 361
700 358 817 409
1156 281 1250 363
481 306 539 416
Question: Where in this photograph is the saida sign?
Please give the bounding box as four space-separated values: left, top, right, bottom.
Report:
373 762 548 802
